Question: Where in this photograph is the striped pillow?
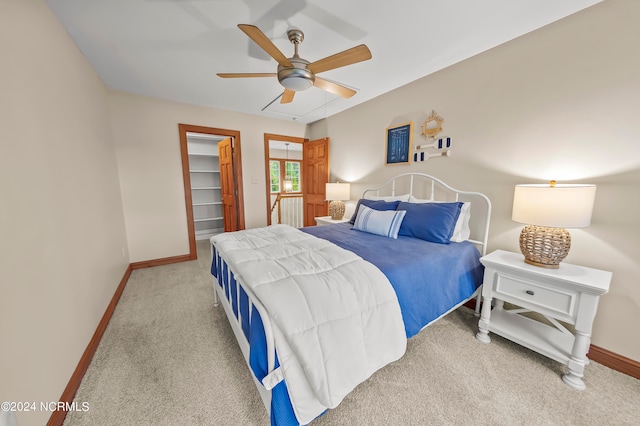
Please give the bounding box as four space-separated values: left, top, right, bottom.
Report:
353 204 406 239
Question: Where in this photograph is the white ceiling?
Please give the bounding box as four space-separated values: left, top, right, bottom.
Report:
45 0 602 124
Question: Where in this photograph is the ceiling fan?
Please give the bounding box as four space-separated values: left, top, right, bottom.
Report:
217 24 372 104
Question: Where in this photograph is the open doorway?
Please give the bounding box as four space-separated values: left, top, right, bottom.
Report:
264 134 305 226
179 124 245 259
264 134 331 227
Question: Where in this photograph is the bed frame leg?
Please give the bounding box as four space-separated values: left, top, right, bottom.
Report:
474 287 482 317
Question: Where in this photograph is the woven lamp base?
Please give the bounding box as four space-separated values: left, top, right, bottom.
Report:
519 225 571 269
329 200 346 220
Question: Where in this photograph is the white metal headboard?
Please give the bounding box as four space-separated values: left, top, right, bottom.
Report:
362 173 492 255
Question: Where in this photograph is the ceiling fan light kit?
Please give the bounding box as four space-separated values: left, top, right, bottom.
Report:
218 24 371 104
278 60 315 91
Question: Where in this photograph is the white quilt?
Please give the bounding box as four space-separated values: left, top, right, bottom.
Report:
211 225 406 424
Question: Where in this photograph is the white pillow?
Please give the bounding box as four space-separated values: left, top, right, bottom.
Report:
353 204 406 239
407 196 471 242
364 193 411 202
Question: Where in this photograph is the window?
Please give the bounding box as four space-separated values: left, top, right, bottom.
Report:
270 159 301 193
285 161 301 192
270 160 280 193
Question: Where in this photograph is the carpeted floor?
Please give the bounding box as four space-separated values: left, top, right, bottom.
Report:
64 240 639 425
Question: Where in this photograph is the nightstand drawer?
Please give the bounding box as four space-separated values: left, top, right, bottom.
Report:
494 275 577 318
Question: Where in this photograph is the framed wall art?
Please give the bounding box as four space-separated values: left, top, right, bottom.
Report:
385 122 413 165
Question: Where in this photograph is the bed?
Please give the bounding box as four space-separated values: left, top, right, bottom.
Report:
210 173 491 425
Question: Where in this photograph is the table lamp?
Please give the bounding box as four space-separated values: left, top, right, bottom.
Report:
512 181 596 268
325 182 351 220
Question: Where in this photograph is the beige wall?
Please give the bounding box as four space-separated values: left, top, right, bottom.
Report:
2 3 637 424
0 1 129 425
310 0 640 361
108 92 307 262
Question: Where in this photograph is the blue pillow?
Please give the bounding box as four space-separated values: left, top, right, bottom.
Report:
397 201 463 244
353 205 406 239
348 199 401 224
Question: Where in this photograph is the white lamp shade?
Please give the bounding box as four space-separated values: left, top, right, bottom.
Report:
512 183 596 228
325 182 351 201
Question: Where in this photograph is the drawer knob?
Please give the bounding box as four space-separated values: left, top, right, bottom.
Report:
525 290 535 296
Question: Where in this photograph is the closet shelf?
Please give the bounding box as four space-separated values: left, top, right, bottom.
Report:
192 186 222 190
194 217 224 223
193 201 223 206
189 152 218 157
190 169 220 173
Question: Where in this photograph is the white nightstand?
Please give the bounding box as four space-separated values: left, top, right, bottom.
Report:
314 216 350 226
476 250 611 390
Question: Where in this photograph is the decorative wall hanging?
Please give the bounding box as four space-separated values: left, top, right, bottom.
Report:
414 110 452 162
385 122 413 165
420 110 444 139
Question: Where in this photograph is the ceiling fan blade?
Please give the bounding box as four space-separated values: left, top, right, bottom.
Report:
217 73 276 78
281 89 295 104
308 44 372 74
238 24 292 68
313 77 357 99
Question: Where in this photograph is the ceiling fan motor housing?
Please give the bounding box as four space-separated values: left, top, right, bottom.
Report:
277 57 315 91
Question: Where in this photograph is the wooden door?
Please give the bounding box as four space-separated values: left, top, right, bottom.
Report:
303 138 330 227
218 137 238 232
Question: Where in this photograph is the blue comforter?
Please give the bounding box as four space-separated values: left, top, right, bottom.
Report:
302 223 483 337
